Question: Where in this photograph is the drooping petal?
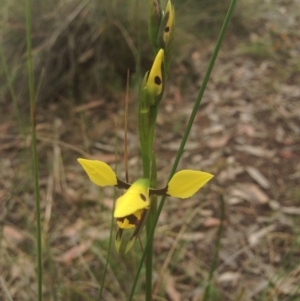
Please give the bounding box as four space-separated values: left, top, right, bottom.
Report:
125 238 136 254
115 209 148 254
77 158 117 186
115 228 123 253
114 178 150 218
167 170 213 199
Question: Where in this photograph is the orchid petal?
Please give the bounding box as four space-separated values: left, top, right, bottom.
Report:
167 170 213 198
77 158 117 187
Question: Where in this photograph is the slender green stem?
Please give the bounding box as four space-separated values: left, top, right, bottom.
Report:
202 195 225 301
138 53 159 301
145 222 153 301
143 146 152 301
98 126 119 300
145 153 158 301
45 238 57 301
25 0 42 300
98 188 116 300
148 106 159 157
128 0 237 299
144 107 159 301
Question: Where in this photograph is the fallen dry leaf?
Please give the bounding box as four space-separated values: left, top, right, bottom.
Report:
218 271 241 284
85 228 110 240
179 232 205 242
162 141 199 151
207 134 230 149
217 166 244 184
237 124 255 137
235 145 276 158
230 183 269 204
246 166 270 189
248 225 276 247
62 218 84 238
275 276 300 295
3 225 24 245
280 84 300 98
73 99 104 113
203 217 221 227
165 274 181 301
56 241 92 265
281 206 300 215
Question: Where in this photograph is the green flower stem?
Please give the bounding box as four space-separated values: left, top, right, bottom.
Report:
25 0 42 300
129 0 237 299
141 104 159 301
148 106 159 156
139 51 161 301
139 82 151 178
145 152 158 301
138 87 153 301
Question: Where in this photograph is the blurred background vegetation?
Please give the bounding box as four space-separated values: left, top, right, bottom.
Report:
2 0 295 108
2 0 297 108
0 0 247 106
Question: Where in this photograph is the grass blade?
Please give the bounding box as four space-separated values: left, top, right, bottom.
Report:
25 0 43 300
202 195 225 301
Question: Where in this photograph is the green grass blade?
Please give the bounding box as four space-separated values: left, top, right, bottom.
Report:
0 46 25 135
98 126 119 300
128 0 237 299
202 195 225 301
25 0 43 300
97 188 117 300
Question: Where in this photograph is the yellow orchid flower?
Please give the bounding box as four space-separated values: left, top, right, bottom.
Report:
78 158 213 253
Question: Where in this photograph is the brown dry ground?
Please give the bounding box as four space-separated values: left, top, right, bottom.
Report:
1 1 300 300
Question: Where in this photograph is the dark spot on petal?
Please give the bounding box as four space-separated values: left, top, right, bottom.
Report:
140 193 147 201
154 76 161 85
165 26 170 33
116 217 125 223
117 215 139 226
127 214 139 225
